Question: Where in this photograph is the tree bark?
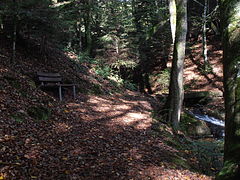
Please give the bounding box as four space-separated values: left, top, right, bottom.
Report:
169 0 177 44
217 0 240 179
84 0 92 56
76 2 82 54
168 0 187 130
12 0 17 63
202 0 208 66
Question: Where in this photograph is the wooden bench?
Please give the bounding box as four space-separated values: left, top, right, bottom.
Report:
37 72 76 101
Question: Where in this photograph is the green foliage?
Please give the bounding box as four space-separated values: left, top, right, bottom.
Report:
123 80 137 91
198 63 214 75
77 53 98 64
11 112 26 123
0 0 64 48
27 106 51 121
171 156 191 169
151 68 171 93
19 0 59 35
93 60 139 91
77 55 138 93
217 160 239 180
110 59 137 70
95 65 124 88
151 114 224 175
100 34 119 48
28 79 37 89
94 64 113 79
187 139 224 174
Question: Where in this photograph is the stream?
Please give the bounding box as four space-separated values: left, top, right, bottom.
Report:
188 110 225 138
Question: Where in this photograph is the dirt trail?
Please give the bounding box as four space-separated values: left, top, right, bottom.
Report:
1 91 212 179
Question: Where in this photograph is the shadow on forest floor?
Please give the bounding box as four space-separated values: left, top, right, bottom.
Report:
1 91 213 179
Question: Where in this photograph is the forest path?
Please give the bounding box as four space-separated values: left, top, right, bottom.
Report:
38 91 210 179
1 91 211 179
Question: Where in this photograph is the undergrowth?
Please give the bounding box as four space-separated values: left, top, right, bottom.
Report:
77 54 137 93
150 68 170 94
151 110 224 176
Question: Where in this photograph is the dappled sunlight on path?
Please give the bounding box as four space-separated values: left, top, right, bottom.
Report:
66 92 153 130
1 91 211 179
40 91 210 180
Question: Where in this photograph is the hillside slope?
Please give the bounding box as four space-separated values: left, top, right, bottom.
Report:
0 37 220 179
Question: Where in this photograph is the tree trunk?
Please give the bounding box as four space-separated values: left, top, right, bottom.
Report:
168 0 187 130
84 0 92 56
12 17 16 63
12 0 17 63
169 0 177 43
217 0 240 179
202 0 208 66
76 19 82 54
77 3 82 54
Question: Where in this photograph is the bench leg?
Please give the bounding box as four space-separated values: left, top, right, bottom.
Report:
73 85 76 99
59 86 62 101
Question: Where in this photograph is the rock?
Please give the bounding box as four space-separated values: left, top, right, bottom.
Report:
180 113 211 137
187 120 211 136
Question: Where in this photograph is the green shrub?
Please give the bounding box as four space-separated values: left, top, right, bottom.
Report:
123 80 137 91
110 59 137 71
77 53 98 64
151 68 170 93
93 63 125 88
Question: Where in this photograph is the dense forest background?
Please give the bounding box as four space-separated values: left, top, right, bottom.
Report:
1 0 240 179
0 0 220 93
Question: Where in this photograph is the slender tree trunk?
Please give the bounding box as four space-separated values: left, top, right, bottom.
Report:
76 19 82 53
12 17 16 62
78 22 82 53
115 37 120 54
84 0 92 56
169 0 177 44
77 3 82 54
12 0 17 63
217 0 240 179
202 0 208 66
168 0 187 130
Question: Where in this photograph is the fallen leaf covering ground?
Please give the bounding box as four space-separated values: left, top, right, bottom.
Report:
0 36 220 179
1 90 212 180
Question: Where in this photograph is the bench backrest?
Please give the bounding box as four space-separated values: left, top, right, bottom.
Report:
37 72 62 84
